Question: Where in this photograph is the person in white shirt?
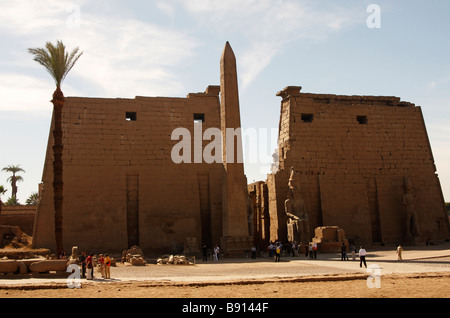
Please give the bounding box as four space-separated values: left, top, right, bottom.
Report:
213 245 220 261
359 246 367 268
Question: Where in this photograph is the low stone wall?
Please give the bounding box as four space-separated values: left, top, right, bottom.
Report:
0 206 36 235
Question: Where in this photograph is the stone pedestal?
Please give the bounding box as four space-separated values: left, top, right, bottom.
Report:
311 226 349 253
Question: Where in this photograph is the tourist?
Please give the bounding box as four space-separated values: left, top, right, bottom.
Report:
268 242 274 257
79 251 87 278
202 244 208 262
350 244 356 261
396 244 404 261
274 244 281 262
251 245 257 259
359 246 367 268
213 245 220 261
104 253 111 279
312 242 318 259
291 242 296 257
98 254 105 278
86 253 94 279
341 243 348 261
309 244 313 259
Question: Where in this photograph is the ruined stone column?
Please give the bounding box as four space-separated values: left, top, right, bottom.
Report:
220 42 252 255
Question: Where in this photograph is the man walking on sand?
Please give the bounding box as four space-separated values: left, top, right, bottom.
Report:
359 246 367 268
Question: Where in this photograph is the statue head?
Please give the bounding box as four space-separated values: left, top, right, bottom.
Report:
288 167 297 188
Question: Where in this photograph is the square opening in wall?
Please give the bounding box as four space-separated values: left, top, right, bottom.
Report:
301 114 314 123
126 112 137 121
194 113 205 123
357 116 368 125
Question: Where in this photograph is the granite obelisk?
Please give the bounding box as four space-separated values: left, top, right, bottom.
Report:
220 42 252 255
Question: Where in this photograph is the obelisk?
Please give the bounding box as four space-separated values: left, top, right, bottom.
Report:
220 42 251 253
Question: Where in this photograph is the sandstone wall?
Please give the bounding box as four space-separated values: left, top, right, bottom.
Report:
33 87 227 255
0 206 36 235
267 87 450 246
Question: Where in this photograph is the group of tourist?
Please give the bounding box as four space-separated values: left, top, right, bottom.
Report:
264 240 373 267
340 243 359 261
198 241 403 268
78 251 111 280
339 243 369 267
201 244 223 262
267 241 300 262
271 242 283 262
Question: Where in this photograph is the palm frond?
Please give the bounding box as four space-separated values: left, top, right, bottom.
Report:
7 176 24 183
28 40 83 88
2 165 25 173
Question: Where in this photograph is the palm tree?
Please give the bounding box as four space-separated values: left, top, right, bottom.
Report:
26 192 40 206
5 196 20 206
2 165 25 199
0 185 7 213
29 40 83 255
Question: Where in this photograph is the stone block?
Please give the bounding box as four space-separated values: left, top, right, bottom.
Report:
0 260 18 273
130 256 146 266
30 260 68 273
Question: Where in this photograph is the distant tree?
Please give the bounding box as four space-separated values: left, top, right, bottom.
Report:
2 165 25 200
5 196 20 206
0 185 7 213
26 192 40 206
29 40 83 255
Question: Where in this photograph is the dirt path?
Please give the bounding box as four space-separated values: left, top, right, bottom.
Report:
1 272 450 298
1 245 450 300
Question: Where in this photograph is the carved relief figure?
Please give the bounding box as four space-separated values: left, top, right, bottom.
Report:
285 167 310 243
403 177 421 238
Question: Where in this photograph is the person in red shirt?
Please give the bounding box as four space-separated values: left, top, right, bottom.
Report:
86 253 94 280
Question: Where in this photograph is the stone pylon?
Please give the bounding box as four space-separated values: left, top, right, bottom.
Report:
220 41 252 255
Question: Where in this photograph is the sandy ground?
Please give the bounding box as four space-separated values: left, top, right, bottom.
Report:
1 244 450 300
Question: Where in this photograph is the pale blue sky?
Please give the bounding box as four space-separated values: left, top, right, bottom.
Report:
0 0 449 203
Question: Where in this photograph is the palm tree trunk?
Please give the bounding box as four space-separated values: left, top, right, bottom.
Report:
11 175 17 199
52 87 64 256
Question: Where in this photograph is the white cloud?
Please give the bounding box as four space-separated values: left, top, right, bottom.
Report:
427 76 450 91
0 72 62 112
0 0 68 35
0 0 199 105
63 15 199 98
180 0 362 89
156 1 176 19
239 42 279 90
